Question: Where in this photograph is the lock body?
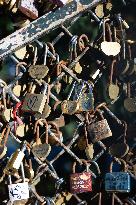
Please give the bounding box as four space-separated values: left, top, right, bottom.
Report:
18 0 38 19
87 119 112 143
22 93 47 114
70 172 92 194
105 172 130 193
5 149 25 174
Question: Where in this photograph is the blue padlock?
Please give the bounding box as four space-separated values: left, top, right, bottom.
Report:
105 159 130 193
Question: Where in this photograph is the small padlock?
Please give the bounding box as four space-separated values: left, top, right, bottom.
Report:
108 60 120 100
8 162 29 204
32 119 51 161
105 159 131 193
87 109 112 143
77 81 94 112
70 161 92 194
5 141 27 175
18 0 38 19
28 44 49 80
61 81 84 115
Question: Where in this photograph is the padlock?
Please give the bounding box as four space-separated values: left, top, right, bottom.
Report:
87 109 112 143
77 81 94 112
124 82 136 112
116 42 135 82
101 18 121 56
70 161 92 194
0 125 10 159
32 119 51 161
34 82 51 119
48 121 63 146
18 0 38 19
8 162 29 204
61 81 84 115
109 121 129 158
108 60 120 100
21 82 47 114
0 79 13 122
105 159 131 193
5 141 27 175
12 101 24 134
28 44 49 80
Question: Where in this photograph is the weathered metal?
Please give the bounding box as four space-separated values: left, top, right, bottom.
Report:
0 0 101 60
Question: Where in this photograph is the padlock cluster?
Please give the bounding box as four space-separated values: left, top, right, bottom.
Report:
0 0 136 204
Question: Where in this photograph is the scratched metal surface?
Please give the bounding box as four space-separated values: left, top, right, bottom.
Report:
0 0 101 60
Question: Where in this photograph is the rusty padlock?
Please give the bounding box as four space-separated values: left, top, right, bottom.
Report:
87 109 112 143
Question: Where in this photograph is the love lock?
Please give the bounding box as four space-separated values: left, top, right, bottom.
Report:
70 161 92 194
32 119 51 161
105 159 131 193
8 162 29 205
101 18 121 56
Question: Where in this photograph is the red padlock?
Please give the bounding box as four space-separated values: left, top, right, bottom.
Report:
18 0 38 19
70 161 92 194
13 102 23 133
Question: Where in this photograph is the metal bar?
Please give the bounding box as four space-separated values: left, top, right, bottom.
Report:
0 0 101 60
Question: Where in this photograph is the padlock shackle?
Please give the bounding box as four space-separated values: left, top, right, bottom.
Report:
110 159 127 173
16 62 27 79
95 109 104 120
46 42 56 62
102 18 111 42
48 121 60 136
72 160 90 173
109 60 116 84
78 34 89 51
34 119 49 144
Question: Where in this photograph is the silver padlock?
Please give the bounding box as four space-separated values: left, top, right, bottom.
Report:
8 162 29 205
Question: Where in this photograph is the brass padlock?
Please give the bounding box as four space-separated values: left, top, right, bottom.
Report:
28 44 49 80
5 141 27 175
61 81 84 115
21 83 47 114
32 119 51 161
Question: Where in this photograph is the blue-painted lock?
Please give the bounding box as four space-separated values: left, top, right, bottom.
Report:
105 159 130 193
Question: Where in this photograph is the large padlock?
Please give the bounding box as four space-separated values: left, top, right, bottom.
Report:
105 159 131 193
8 162 29 204
70 161 92 194
87 109 112 143
21 83 47 114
